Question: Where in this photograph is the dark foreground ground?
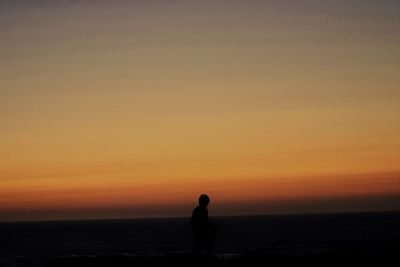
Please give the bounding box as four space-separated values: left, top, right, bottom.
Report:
1 212 398 267
7 252 396 267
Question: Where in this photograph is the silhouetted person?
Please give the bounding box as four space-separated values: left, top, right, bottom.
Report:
191 194 216 254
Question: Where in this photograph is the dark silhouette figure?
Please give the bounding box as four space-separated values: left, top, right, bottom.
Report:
191 194 217 254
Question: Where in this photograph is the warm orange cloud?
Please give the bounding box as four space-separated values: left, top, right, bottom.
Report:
1 169 399 215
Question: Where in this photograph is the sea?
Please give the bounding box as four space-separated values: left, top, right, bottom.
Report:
0 211 399 266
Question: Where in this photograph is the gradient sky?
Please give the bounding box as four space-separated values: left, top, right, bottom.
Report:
0 0 399 221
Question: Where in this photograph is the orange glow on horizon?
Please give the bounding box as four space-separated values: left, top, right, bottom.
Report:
1 170 399 212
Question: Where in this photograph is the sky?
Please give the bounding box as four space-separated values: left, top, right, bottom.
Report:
0 0 399 221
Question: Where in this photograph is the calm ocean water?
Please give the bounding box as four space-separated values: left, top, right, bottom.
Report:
0 212 399 265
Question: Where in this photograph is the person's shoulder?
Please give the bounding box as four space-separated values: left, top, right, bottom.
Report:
192 206 200 213
192 206 201 219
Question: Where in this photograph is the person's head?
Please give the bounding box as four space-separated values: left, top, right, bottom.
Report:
199 194 210 207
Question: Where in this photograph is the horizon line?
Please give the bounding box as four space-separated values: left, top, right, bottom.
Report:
1 208 399 224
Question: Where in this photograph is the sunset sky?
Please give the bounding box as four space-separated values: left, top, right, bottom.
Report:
0 0 399 221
